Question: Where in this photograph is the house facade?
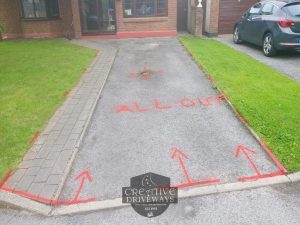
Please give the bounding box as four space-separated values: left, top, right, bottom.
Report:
0 0 258 39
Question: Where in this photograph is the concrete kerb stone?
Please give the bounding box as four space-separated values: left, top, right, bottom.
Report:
0 172 299 216
51 198 129 216
0 191 52 216
287 171 300 182
216 175 290 193
51 173 300 216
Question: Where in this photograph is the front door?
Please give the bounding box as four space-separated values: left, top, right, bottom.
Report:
79 0 116 34
177 0 188 31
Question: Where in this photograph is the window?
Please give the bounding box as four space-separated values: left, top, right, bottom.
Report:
21 0 59 19
123 0 167 17
283 3 300 17
261 3 274 15
157 0 167 15
248 3 262 15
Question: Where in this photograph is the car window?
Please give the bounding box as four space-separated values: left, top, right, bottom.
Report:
283 3 300 17
261 3 274 15
249 3 262 15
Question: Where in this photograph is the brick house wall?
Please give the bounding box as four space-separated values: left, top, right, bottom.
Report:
71 0 82 39
188 0 204 37
0 0 74 39
0 0 177 39
21 0 74 38
115 0 177 36
204 0 219 36
208 0 219 34
0 0 23 39
0 0 251 39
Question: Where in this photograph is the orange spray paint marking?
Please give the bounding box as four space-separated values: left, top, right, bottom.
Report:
0 170 13 188
0 170 96 206
208 75 215 83
29 131 40 145
236 109 250 126
64 90 70 96
154 99 173 110
235 145 286 181
129 65 164 80
170 147 220 189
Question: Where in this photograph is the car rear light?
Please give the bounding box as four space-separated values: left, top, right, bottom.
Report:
278 19 295 28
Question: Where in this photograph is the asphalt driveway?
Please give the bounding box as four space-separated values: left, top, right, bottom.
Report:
216 35 300 83
58 37 280 202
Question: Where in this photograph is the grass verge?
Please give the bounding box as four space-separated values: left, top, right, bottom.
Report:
0 39 96 179
179 35 300 172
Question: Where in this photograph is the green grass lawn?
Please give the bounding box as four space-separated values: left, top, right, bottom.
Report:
180 36 300 172
0 39 96 179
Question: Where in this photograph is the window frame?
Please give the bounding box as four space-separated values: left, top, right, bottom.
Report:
20 0 60 20
123 0 168 18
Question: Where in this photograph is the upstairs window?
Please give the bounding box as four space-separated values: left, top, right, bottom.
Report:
21 0 59 19
123 0 168 17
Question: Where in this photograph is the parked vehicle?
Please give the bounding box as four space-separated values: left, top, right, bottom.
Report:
233 0 300 56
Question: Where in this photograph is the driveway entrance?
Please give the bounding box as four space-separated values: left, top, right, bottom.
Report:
59 37 281 202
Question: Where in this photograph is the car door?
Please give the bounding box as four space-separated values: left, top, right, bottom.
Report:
248 13 263 45
257 3 276 45
240 3 263 43
237 11 250 39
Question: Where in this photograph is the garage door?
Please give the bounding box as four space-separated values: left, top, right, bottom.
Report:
219 0 259 34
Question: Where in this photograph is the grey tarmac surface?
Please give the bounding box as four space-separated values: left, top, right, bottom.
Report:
58 37 280 202
216 35 300 83
1 182 300 225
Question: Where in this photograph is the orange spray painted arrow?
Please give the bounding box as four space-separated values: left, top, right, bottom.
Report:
72 170 93 202
235 145 261 176
171 148 192 183
236 145 285 182
170 147 220 188
171 147 192 183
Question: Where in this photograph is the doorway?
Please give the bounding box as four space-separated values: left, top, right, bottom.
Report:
177 0 188 31
79 0 116 34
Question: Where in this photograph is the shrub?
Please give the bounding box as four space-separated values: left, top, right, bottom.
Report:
0 22 4 33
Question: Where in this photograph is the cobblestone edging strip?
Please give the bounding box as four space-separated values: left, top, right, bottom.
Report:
2 43 117 203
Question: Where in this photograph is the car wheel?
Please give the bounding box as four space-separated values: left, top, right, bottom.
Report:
263 33 277 57
233 26 242 44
